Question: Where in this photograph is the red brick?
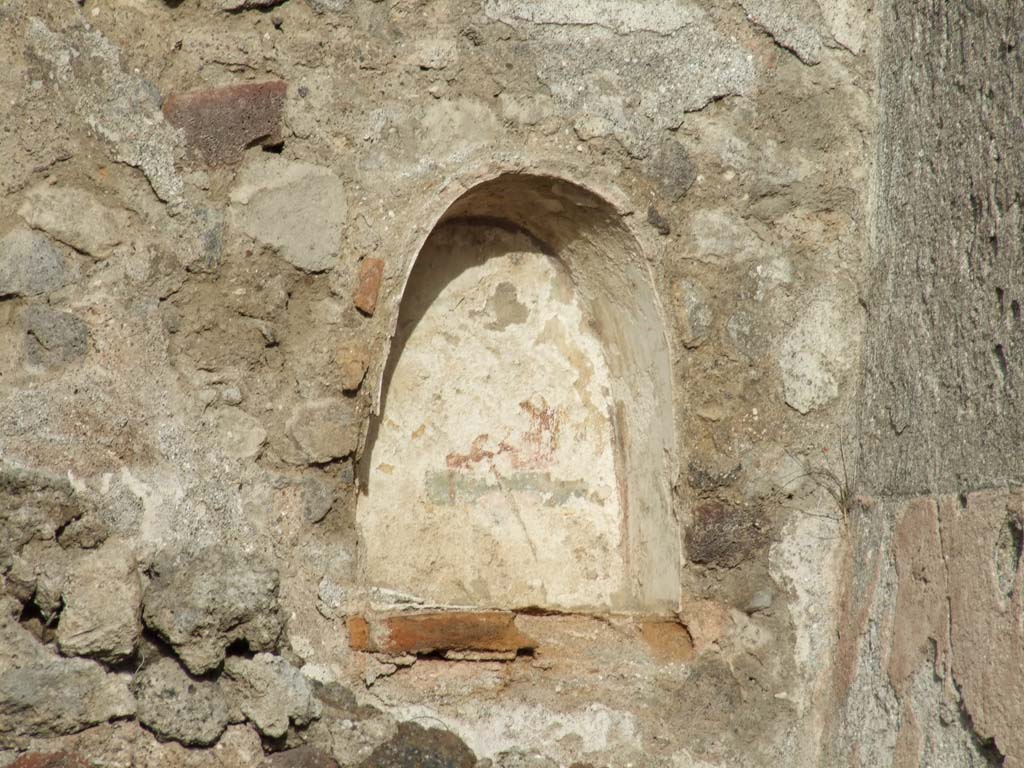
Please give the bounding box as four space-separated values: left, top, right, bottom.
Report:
354 258 385 316
348 611 536 655
163 80 287 166
11 754 90 768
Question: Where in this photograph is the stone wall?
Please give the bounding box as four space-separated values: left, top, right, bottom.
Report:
1 0 877 766
828 1 1024 767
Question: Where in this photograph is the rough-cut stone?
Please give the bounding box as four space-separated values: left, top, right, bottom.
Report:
142 548 283 674
353 258 384 316
685 500 769 568
17 184 125 257
133 657 229 747
779 298 853 414
211 407 267 460
229 156 346 272
56 541 142 663
222 653 322 738
360 722 476 768
21 306 89 368
286 399 360 465
0 656 135 742
672 279 713 349
337 340 369 392
163 81 287 166
348 611 536 656
264 746 339 768
0 228 71 297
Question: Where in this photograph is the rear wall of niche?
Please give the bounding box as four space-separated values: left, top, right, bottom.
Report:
357 174 679 614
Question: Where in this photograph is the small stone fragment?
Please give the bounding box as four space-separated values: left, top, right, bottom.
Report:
337 340 369 392
361 722 477 768
302 476 336 523
133 657 229 747
0 228 72 297
286 399 360 465
163 81 287 166
229 156 347 272
686 501 768 568
56 541 142 663
17 184 125 257
745 589 774 614
21 306 89 367
354 258 385 316
646 205 671 236
0 656 135 741
222 653 322 739
263 746 339 768
672 280 713 349
142 547 284 674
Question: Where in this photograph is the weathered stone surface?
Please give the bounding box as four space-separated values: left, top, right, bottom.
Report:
359 722 476 768
738 0 827 65
21 306 89 368
0 656 135 743
264 746 339 768
132 657 229 747
685 500 768 568
56 541 142 663
348 611 536 656
142 548 284 674
0 228 72 297
285 399 360 465
859 1 1024 495
163 81 287 166
222 653 321 738
229 156 346 272
25 19 183 203
353 258 384 316
17 184 125 257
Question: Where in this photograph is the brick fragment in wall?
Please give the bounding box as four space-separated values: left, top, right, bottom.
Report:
163 81 287 166
354 258 385 316
347 611 536 656
9 754 91 768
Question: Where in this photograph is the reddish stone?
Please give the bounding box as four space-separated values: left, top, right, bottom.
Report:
348 611 536 655
639 619 694 663
11 754 90 768
163 80 287 166
354 258 385 316
347 615 371 651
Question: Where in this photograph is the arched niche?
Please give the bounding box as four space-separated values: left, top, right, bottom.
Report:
357 173 679 613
